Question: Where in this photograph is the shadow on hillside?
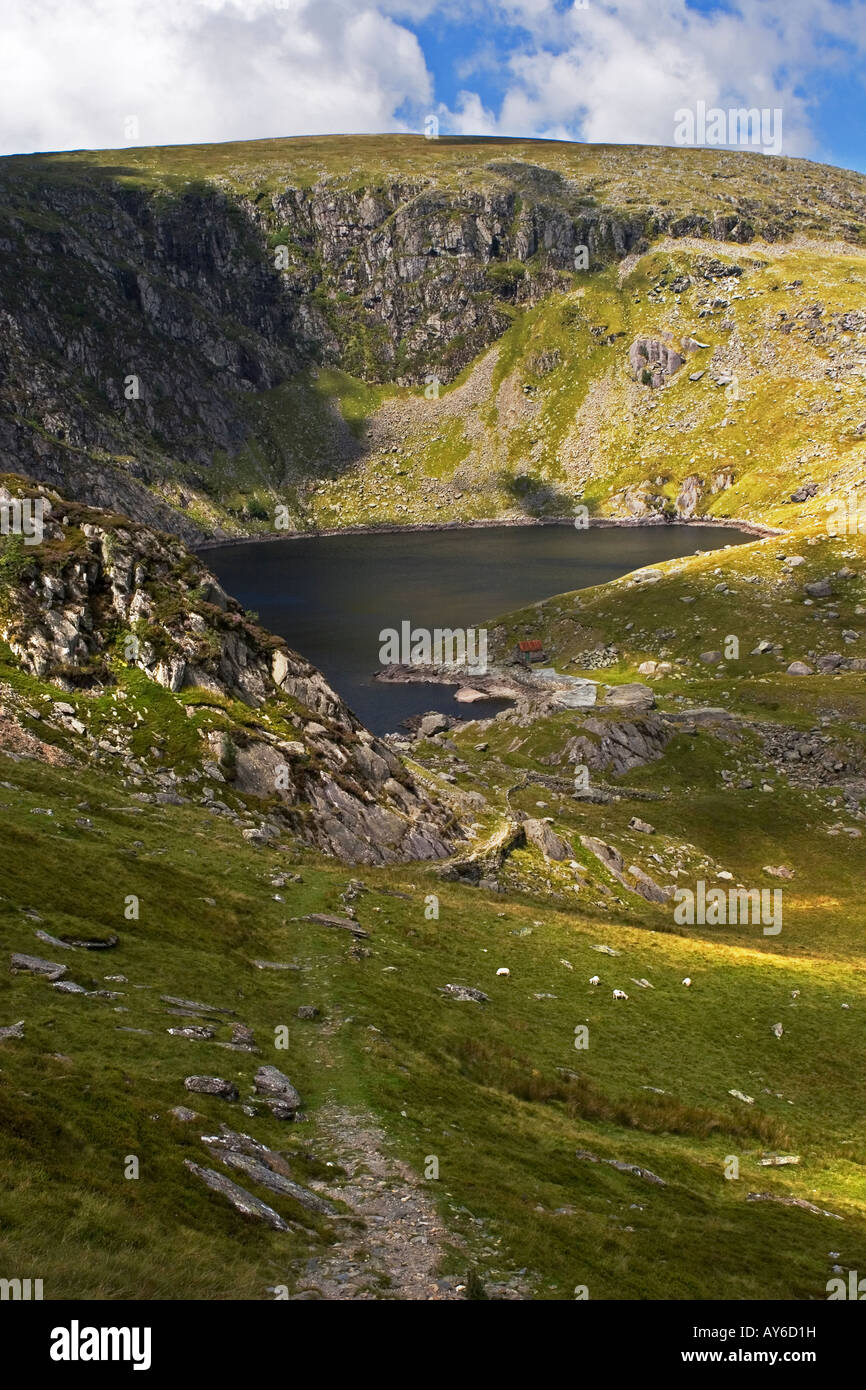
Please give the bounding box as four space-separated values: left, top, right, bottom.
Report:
499 470 579 518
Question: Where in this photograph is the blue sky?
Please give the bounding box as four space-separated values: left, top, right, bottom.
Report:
0 0 864 173
401 0 866 171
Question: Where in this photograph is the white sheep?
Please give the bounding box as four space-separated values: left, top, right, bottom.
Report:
612 989 629 1001
682 977 692 987
589 975 600 986
496 967 510 977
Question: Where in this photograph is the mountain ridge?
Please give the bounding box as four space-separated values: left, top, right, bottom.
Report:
1 135 865 539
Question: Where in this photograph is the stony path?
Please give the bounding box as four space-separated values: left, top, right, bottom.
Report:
292 1103 465 1300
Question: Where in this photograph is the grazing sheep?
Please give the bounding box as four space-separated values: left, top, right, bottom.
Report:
682 977 692 987
791 989 800 999
589 975 600 986
496 967 510 977
612 989 629 1001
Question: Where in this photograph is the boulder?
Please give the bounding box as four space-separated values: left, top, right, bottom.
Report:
253 1065 301 1111
184 1161 290 1230
184 1076 239 1101
438 983 490 1003
260 1099 300 1120
10 953 67 982
603 683 655 711
817 654 843 673
804 578 833 598
523 818 574 861
629 817 655 834
418 712 450 737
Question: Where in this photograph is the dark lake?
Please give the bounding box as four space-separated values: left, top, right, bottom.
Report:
203 524 752 735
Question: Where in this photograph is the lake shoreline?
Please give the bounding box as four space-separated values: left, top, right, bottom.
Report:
203 519 759 735
196 513 781 552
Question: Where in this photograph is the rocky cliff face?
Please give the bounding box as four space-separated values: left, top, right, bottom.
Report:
0 477 459 864
3 138 865 536
265 175 646 380
0 179 308 541
0 167 614 524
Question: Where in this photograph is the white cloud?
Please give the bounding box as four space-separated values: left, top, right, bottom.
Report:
0 0 433 155
439 0 866 159
445 90 499 136
0 0 863 160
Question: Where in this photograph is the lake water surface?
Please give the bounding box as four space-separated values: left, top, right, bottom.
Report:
203 524 752 734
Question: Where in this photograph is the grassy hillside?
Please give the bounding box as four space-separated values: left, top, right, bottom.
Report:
1 495 865 1298
1 135 864 538
293 240 866 531
2 735 865 1300
7 134 866 228
1 135 865 1303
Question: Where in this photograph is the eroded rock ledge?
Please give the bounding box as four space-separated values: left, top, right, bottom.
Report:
0 478 460 865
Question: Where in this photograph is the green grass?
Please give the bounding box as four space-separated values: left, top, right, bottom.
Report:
3 136 864 229
1 728 865 1299
1 133 866 1300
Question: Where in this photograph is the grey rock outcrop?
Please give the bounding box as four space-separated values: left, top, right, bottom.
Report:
10 953 67 981
0 483 460 866
438 984 490 1003
253 1065 301 1111
566 715 672 776
216 1151 337 1217
628 337 685 387
184 1160 291 1231
575 1149 666 1185
603 683 655 712
184 1076 239 1101
580 836 672 903
523 818 574 861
